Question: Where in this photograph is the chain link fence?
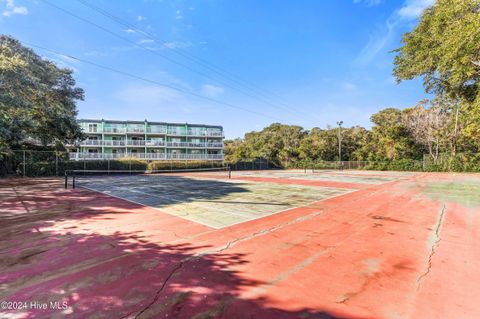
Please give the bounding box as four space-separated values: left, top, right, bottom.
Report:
228 159 278 170
3 151 480 177
422 153 480 172
0 150 226 177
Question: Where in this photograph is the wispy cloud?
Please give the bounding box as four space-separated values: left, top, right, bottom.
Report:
114 84 193 113
353 0 382 7
342 81 358 92
398 0 434 19
2 0 28 17
122 28 135 33
163 41 192 49
44 53 79 72
175 10 183 20
138 38 154 44
354 0 434 66
201 84 224 98
137 15 146 21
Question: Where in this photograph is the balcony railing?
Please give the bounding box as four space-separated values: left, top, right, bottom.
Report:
126 127 145 133
167 130 185 136
126 140 146 146
68 152 224 161
102 140 125 146
103 127 126 133
186 130 224 137
80 140 102 146
76 139 223 148
145 140 166 146
147 127 167 134
166 142 223 148
205 131 223 137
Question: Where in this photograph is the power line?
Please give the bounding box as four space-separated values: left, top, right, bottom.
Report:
39 0 308 121
73 0 310 118
22 41 282 121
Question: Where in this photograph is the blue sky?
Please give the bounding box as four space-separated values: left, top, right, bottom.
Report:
1 0 434 138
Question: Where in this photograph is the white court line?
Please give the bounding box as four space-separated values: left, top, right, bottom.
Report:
78 180 357 229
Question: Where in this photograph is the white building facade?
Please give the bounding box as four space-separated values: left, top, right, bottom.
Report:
67 119 224 161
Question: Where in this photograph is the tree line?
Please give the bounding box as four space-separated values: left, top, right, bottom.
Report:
225 98 477 168
1 0 479 171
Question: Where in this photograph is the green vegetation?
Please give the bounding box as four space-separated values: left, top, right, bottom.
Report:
0 35 84 153
2 0 480 174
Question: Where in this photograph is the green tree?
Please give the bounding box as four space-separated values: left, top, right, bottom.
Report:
393 0 480 148
358 108 424 161
0 35 84 152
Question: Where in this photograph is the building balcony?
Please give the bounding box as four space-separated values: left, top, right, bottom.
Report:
80 140 103 146
206 143 224 148
103 140 126 146
165 142 223 148
126 140 146 146
146 127 167 134
185 130 224 137
145 140 166 146
205 131 223 137
126 127 145 133
166 130 185 136
68 152 224 161
103 127 126 134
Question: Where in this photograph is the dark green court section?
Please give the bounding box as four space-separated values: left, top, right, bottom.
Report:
78 174 352 228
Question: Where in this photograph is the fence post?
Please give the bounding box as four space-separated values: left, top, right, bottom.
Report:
55 153 59 176
23 150 26 177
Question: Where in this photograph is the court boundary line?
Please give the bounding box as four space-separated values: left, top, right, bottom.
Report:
77 182 359 230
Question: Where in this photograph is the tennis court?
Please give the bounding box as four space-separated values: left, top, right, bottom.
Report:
1 169 480 318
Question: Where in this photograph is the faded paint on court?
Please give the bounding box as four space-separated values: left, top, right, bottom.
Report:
79 175 352 228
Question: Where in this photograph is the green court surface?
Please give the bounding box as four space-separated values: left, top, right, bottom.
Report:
80 175 352 228
232 170 400 184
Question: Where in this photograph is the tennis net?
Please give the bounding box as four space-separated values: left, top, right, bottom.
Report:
64 166 231 189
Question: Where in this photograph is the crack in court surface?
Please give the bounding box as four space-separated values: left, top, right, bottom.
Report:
416 204 447 290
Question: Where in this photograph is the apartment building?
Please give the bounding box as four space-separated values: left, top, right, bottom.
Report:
68 119 224 161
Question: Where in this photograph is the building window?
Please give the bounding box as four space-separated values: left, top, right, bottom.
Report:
88 124 98 133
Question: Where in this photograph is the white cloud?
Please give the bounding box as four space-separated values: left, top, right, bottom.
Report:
355 0 435 66
137 15 146 21
115 85 184 109
163 41 192 49
138 38 154 44
398 0 435 19
353 0 382 6
175 10 183 20
342 81 358 92
123 28 136 33
2 0 28 17
46 54 79 72
201 84 224 98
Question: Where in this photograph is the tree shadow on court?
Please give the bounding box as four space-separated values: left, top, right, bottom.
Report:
0 179 371 319
77 174 254 208
1 229 368 319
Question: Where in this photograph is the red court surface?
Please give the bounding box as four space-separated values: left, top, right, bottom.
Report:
1 171 479 318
